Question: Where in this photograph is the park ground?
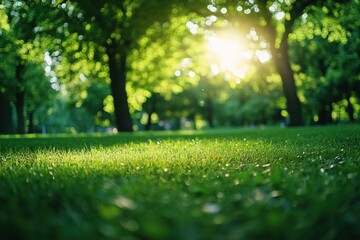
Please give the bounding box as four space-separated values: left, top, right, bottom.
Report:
0 125 359 239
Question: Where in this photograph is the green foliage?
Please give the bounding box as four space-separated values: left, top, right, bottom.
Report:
290 1 360 124
128 12 206 91
0 126 360 239
0 0 62 133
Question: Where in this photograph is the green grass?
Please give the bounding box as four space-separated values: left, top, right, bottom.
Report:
1 125 360 239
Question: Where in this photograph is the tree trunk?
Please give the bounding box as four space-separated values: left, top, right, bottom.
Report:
15 63 26 134
145 93 158 131
174 118 181 130
0 93 14 134
318 104 333 125
106 42 133 132
15 91 26 134
272 44 304 126
258 1 311 127
28 111 34 134
189 113 197 130
205 97 214 128
145 112 152 131
346 97 355 122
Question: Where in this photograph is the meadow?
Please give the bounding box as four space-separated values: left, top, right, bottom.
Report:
0 125 359 240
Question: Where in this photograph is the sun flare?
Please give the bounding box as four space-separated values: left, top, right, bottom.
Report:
208 35 245 70
206 31 271 78
207 33 250 72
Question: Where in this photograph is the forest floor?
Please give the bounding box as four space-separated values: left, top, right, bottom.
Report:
0 125 359 239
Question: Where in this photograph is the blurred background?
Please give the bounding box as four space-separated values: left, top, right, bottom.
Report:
0 0 359 134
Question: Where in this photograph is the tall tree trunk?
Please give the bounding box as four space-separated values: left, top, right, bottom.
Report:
106 42 133 132
272 43 304 126
15 62 26 134
258 1 313 127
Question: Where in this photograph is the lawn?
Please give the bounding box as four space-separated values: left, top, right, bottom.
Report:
0 125 359 240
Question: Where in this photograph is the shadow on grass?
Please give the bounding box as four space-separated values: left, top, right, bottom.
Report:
0 125 359 153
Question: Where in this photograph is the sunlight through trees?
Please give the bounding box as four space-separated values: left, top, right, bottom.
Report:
0 0 359 134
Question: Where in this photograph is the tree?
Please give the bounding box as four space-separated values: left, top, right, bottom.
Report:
24 63 57 133
0 0 59 134
186 0 349 126
291 1 360 124
128 11 207 130
59 0 193 132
